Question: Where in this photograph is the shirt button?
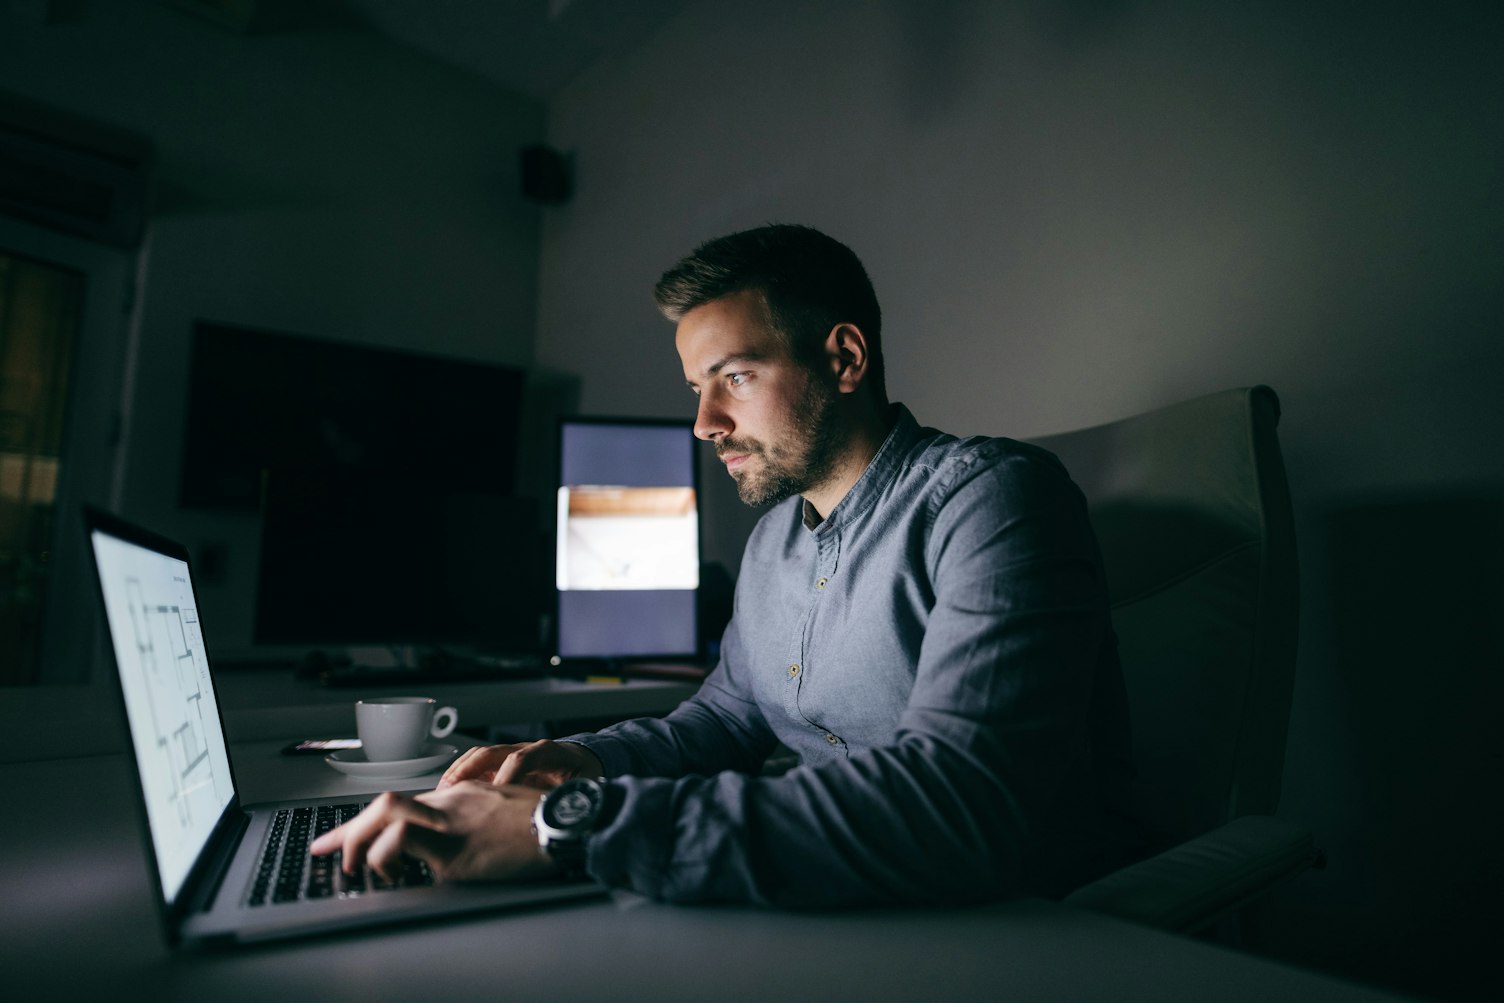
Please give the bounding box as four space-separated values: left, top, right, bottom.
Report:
816 577 828 589
825 733 839 745
788 664 800 678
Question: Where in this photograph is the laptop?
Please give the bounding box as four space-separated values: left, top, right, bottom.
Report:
84 507 604 946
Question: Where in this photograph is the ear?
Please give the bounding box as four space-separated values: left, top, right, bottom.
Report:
823 323 870 395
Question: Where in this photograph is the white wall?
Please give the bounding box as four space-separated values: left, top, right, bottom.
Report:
0 0 546 654
534 1 1502 997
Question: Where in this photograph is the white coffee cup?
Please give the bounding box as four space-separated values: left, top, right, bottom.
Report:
355 697 458 762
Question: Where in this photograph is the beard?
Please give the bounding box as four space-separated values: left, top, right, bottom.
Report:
718 370 845 508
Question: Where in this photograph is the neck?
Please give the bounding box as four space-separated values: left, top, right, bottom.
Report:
801 399 893 519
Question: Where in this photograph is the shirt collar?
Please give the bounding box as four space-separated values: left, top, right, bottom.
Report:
801 403 920 533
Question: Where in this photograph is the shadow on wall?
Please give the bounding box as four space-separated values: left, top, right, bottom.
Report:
1312 495 1502 1001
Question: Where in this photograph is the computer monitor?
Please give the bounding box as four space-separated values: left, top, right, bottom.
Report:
253 469 543 652
179 321 525 510
554 418 700 663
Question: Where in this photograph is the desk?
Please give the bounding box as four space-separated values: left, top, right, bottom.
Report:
1 749 1405 1001
226 737 481 803
213 668 704 742
0 671 702 763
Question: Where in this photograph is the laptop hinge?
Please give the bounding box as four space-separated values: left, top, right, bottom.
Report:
184 808 250 915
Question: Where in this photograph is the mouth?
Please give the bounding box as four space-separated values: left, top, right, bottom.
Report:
721 453 749 472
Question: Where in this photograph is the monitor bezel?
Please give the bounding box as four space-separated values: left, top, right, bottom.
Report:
552 415 704 666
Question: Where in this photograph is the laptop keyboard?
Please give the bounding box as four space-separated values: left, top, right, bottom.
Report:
247 804 435 907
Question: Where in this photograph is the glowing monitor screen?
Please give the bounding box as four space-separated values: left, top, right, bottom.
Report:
555 419 699 660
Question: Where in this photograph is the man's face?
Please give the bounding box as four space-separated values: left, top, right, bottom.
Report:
675 290 843 507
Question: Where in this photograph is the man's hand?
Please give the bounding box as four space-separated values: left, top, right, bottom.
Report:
438 739 603 790
307 782 556 883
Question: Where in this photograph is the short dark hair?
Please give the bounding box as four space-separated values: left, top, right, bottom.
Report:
653 224 885 401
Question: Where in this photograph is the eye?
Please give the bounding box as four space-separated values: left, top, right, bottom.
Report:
727 372 749 388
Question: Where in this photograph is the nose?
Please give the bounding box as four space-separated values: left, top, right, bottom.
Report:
693 389 731 442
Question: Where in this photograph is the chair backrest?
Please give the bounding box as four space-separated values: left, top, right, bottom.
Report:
1027 386 1298 848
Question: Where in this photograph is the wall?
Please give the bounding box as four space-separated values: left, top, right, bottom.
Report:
0 0 546 657
534 1 1502 999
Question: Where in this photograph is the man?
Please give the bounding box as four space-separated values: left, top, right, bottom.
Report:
311 224 1135 906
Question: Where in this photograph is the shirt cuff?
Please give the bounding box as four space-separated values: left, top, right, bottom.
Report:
556 733 636 778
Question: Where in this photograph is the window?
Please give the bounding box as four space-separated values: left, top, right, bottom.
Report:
0 214 134 689
0 251 84 684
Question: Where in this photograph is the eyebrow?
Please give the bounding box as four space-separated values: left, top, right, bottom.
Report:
684 351 769 389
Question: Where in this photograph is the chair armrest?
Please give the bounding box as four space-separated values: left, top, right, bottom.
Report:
1063 815 1321 934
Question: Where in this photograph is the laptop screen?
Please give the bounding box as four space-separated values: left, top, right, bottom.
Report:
90 525 235 905
555 418 700 660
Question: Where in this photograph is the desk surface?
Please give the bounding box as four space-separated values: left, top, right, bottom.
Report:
1 750 1404 1002
0 669 702 762
214 668 703 742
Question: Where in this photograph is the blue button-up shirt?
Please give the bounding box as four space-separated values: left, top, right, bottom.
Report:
567 405 1134 906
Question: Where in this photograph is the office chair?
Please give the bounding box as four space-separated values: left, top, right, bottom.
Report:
1027 386 1322 934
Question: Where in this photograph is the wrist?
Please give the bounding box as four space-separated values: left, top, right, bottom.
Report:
557 740 605 779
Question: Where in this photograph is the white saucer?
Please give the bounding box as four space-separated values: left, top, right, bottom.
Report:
325 743 458 780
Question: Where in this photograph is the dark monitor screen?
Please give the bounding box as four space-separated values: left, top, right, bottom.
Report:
253 470 543 649
180 322 524 510
555 418 699 661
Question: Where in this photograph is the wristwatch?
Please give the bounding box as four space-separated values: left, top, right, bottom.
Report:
532 777 621 874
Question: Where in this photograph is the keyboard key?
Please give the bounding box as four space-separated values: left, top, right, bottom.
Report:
248 801 409 907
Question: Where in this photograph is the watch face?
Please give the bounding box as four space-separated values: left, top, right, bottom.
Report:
543 781 600 831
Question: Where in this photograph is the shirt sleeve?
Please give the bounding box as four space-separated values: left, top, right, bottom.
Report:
560 611 780 780
573 445 1126 908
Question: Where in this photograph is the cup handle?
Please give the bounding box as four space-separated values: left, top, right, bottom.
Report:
430 706 458 740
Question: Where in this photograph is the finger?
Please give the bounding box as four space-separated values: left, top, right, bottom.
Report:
366 818 410 883
439 745 509 787
365 804 465 882
309 824 344 856
491 742 538 786
438 747 487 788
386 817 461 879
440 745 492 786
362 795 455 880
309 813 381 860
325 793 404 874
318 791 448 874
